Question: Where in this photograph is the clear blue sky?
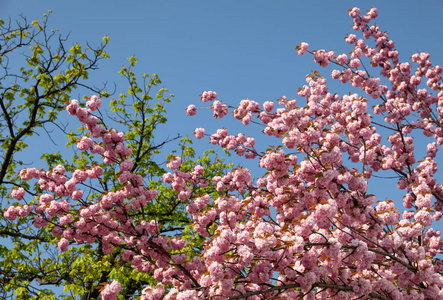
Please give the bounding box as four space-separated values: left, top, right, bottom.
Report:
2 0 443 203
1 0 442 193
3 1 442 138
2 0 443 204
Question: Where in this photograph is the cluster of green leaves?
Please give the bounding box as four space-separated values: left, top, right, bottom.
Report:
0 11 110 198
0 12 112 300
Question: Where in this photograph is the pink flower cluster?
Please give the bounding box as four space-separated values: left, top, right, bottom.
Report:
313 49 335 67
166 156 181 170
232 98 260 125
86 95 101 111
200 90 217 102
296 42 309 55
211 100 228 118
11 187 25 200
101 281 121 300
193 128 205 139
185 104 196 116
207 128 257 159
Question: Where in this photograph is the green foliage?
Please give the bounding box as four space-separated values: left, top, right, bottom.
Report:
0 11 112 299
0 11 109 199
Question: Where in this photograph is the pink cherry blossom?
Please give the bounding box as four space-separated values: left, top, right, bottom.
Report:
11 187 25 200
101 281 121 300
186 104 197 116
194 128 205 139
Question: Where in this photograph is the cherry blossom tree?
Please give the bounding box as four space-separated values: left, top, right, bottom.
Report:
6 6 443 300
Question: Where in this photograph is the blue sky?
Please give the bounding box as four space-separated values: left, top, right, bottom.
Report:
2 0 443 203
2 0 442 198
3 1 443 125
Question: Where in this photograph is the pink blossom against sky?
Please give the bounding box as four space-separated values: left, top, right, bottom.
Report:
3 1 443 298
2 1 442 167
